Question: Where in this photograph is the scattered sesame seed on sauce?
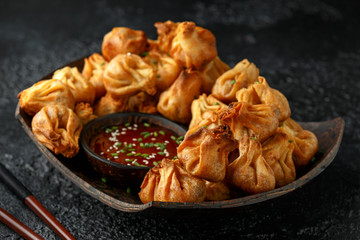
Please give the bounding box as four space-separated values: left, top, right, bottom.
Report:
90 121 182 167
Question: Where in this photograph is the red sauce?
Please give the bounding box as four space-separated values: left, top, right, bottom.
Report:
90 122 182 167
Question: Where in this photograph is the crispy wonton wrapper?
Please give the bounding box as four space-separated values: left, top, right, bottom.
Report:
139 159 206 203
93 93 128 116
143 51 181 91
200 56 230 94
157 69 202 124
82 53 108 99
32 105 82 158
212 59 259 103
178 125 236 182
101 27 148 61
53 66 96 105
205 180 231 201
18 79 75 116
189 94 227 131
103 54 156 99
126 92 158 114
235 76 291 122
93 92 157 116
227 136 276 194
154 20 180 54
75 102 98 125
220 102 279 142
170 21 217 69
277 118 319 168
262 132 296 187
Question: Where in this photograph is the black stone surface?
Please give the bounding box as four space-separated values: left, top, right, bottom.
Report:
1 0 359 239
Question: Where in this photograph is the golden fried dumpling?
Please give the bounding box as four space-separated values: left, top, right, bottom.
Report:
143 51 181 91
220 102 279 142
103 54 157 99
170 21 217 69
138 159 206 203
101 27 148 61
53 66 96 105
262 132 296 187
18 79 75 116
146 39 160 52
82 53 107 99
189 94 227 131
154 20 179 54
200 56 230 94
212 59 259 103
32 105 82 158
75 102 98 125
93 93 128 116
235 76 291 122
157 69 202 124
205 180 231 201
178 125 236 182
127 92 157 114
278 118 319 168
227 136 276 194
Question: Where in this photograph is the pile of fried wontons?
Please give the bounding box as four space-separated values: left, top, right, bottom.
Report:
17 20 319 203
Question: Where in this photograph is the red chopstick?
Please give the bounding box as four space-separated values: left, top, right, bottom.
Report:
0 205 44 240
0 163 76 240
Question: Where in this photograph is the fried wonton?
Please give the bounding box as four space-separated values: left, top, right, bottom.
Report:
101 27 148 61
178 125 236 182
212 59 259 103
82 53 107 99
220 102 279 142
93 91 157 116
157 69 202 123
200 56 230 94
145 39 160 52
154 20 179 54
262 132 296 187
127 92 158 114
75 102 98 125
103 54 157 99
139 159 206 203
170 21 217 69
32 105 82 158
143 51 181 91
235 76 291 122
277 118 319 168
227 136 276 194
53 66 96 105
205 180 231 201
189 94 227 131
93 93 128 116
17 79 75 116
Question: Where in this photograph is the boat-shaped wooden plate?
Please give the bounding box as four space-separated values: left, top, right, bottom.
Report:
15 58 345 214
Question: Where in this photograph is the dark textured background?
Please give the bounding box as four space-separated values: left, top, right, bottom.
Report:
1 0 359 239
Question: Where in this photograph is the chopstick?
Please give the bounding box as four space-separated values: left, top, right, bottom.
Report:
0 162 76 240
0 205 44 240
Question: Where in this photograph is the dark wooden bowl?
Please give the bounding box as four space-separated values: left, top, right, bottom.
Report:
15 57 345 214
80 112 187 187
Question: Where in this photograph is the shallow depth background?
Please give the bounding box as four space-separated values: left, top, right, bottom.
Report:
1 0 359 239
